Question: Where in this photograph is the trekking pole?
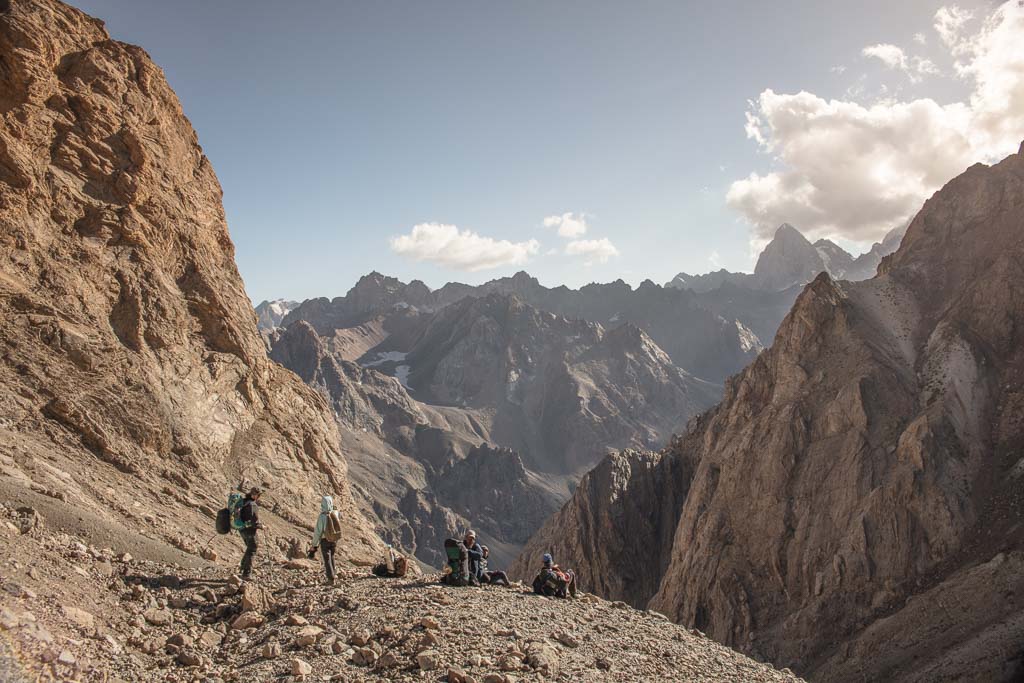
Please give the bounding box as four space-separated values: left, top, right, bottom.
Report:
199 533 217 555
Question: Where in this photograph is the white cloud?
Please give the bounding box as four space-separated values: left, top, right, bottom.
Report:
542 212 588 238
914 57 940 76
565 238 620 265
728 1 1024 243
830 65 847 74
935 5 973 48
862 43 908 70
862 43 941 82
389 223 539 272
914 32 928 45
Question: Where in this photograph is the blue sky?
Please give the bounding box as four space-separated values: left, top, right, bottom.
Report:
71 0 1017 303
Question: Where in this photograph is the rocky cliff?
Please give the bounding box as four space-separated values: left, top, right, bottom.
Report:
0 0 381 573
518 145 1024 682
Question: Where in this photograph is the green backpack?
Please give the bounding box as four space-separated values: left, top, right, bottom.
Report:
227 492 248 531
443 538 469 586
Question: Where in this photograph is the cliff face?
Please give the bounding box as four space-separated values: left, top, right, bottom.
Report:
509 444 696 607
518 144 1024 682
0 0 380 563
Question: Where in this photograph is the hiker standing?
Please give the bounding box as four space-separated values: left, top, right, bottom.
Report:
308 495 341 585
238 487 263 580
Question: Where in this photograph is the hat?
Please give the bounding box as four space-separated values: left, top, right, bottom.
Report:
542 553 553 566
465 529 477 538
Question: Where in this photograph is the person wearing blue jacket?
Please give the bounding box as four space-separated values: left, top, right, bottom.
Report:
307 495 337 585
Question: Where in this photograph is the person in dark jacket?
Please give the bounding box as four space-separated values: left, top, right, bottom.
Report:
462 530 483 585
532 552 577 598
479 545 510 586
238 488 264 579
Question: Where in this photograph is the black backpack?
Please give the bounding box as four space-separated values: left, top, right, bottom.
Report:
215 507 231 535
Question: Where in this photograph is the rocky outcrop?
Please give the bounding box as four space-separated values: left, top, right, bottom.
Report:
0 0 381 564
519 145 1024 682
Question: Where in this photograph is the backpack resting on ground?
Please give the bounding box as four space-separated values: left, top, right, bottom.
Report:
441 538 474 586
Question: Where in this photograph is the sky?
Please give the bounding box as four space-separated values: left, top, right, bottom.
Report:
71 0 1023 303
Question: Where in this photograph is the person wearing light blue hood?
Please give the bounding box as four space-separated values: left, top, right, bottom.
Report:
307 495 340 585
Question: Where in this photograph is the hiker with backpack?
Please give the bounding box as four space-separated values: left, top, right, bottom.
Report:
237 488 263 580
307 495 342 585
532 552 577 598
479 545 510 586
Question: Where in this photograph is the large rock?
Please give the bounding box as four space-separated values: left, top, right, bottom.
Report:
0 0 382 567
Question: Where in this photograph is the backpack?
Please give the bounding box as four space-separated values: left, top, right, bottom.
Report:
323 510 343 543
215 507 231 535
443 538 469 586
227 492 248 531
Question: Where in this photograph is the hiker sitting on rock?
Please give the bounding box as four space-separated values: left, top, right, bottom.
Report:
479 545 509 586
238 488 264 580
462 530 484 584
307 495 342 585
532 552 577 598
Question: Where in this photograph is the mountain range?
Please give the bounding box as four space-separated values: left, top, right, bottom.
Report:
666 222 906 293
2 1 1017 680
254 216 907 570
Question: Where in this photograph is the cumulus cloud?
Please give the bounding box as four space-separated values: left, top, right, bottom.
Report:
542 212 588 238
728 1 1024 243
389 223 539 272
565 238 620 265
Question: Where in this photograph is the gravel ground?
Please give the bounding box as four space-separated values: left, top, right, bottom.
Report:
0 503 801 682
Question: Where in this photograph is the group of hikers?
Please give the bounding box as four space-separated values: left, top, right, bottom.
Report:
220 488 577 598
